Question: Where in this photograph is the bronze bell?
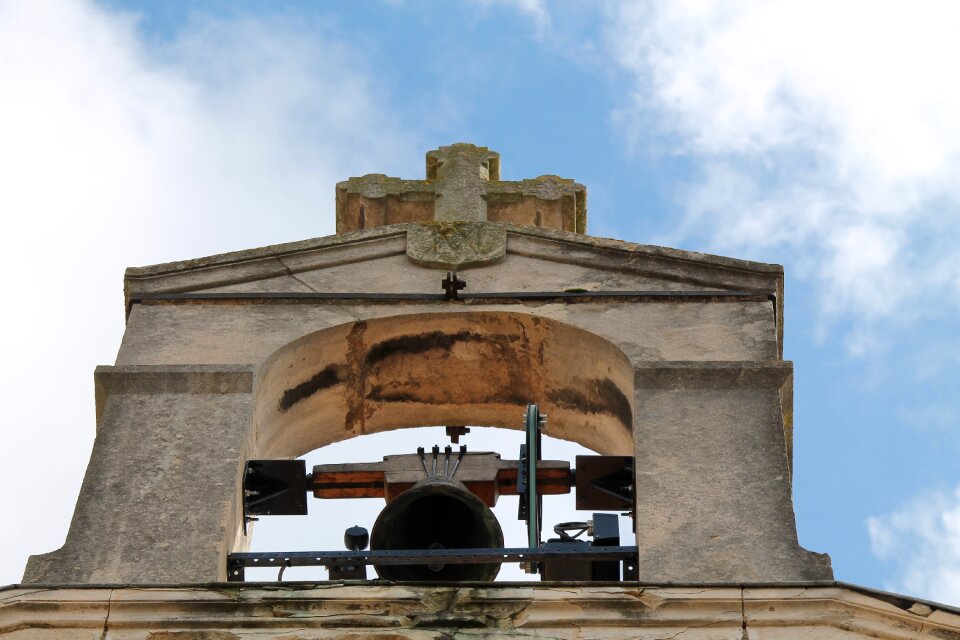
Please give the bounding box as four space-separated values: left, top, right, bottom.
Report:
370 475 503 581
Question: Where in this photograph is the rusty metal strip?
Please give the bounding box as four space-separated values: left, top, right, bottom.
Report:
132 290 775 304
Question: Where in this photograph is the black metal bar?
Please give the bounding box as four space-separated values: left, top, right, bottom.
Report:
228 545 638 570
465 291 773 301
135 291 448 302
244 487 296 509
132 290 775 304
522 404 543 553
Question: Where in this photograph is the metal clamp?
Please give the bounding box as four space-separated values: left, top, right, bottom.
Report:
441 272 466 300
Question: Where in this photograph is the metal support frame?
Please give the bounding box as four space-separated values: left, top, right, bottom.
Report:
526 404 543 549
227 545 638 582
231 403 640 584
515 403 545 573
242 460 309 535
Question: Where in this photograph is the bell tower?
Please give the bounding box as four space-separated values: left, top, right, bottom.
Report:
26 141 828 585
8 144 954 638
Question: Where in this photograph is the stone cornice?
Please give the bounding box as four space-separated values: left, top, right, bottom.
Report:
93 364 254 428
2 583 957 638
125 223 782 280
633 360 794 389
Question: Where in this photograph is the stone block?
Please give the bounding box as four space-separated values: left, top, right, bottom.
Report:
632 362 832 582
23 367 254 584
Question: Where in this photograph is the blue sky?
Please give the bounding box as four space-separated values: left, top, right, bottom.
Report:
1 1 958 602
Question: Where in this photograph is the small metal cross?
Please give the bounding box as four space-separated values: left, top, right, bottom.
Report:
441 271 466 300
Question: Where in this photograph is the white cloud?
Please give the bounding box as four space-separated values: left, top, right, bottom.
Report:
607 0 960 345
0 0 416 584
868 486 960 606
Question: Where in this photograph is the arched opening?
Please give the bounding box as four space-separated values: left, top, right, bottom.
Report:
241 311 636 579
253 311 635 459
246 426 637 581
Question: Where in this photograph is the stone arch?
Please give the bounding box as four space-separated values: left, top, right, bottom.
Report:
252 311 635 459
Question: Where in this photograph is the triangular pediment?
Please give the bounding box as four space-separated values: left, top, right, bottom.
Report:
125 222 783 302
125 223 785 355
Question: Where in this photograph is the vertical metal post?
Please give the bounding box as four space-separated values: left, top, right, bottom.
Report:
524 404 544 551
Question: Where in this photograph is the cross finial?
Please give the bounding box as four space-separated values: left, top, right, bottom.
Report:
426 144 500 222
336 143 586 234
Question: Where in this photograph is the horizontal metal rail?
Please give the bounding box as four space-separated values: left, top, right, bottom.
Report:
133 290 774 304
229 545 637 569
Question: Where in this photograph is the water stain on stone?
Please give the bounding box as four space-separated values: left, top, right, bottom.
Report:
278 363 348 412
364 329 535 407
367 386 531 406
413 618 489 629
365 330 513 366
548 377 633 431
345 321 369 433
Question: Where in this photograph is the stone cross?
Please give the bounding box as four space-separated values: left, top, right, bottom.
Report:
426 144 500 222
336 143 586 234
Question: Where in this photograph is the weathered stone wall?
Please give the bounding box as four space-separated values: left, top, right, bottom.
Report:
632 363 830 582
24 367 253 584
116 300 778 367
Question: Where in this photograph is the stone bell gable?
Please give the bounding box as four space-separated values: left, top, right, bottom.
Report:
15 142 960 639
25 143 823 590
